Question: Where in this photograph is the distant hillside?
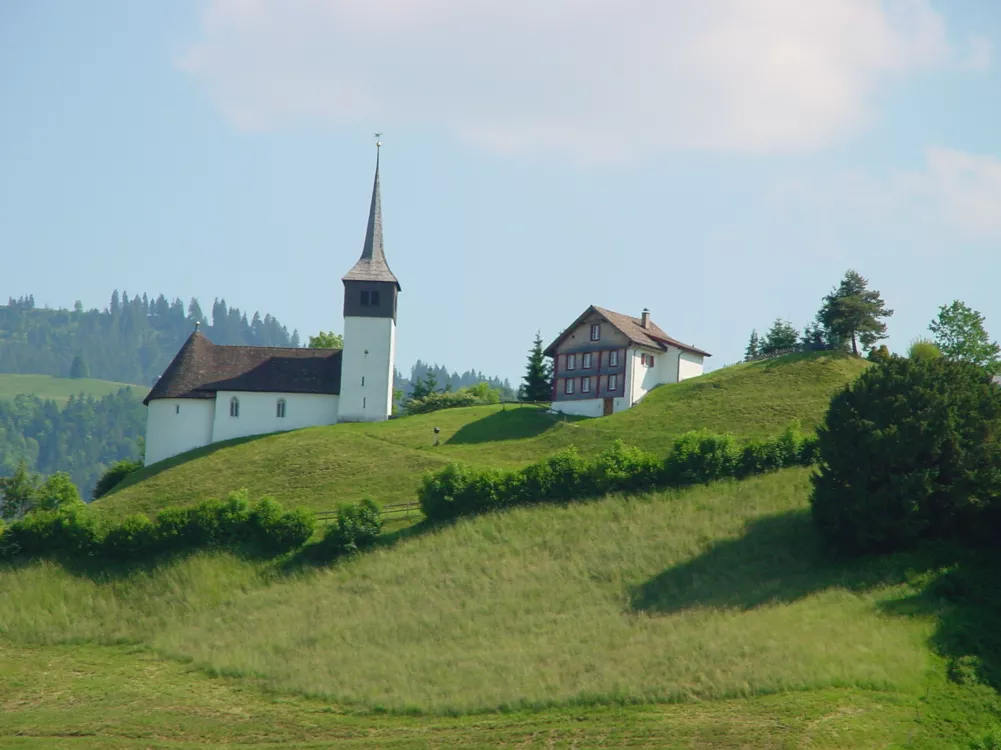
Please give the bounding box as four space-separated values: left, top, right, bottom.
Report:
1 293 298 387
98 352 869 518
0 374 147 405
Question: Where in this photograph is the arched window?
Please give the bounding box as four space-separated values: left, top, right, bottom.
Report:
276 398 286 418
230 397 240 417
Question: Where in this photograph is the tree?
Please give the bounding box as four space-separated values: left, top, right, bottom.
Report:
744 330 760 360
761 318 799 354
520 331 553 402
410 370 439 401
928 300 1001 372
801 322 825 348
810 356 1001 555
816 269 893 356
307 331 344 349
35 472 83 511
69 355 89 379
0 459 39 521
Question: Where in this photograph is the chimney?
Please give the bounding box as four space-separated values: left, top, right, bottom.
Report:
641 308 650 329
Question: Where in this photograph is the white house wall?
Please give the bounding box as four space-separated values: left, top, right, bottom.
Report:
339 316 396 422
145 398 215 466
678 351 705 381
212 391 340 443
552 399 606 418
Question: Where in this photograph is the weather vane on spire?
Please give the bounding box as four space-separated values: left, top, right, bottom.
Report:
374 132 383 148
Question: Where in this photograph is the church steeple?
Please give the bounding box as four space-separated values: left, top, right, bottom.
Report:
342 143 401 290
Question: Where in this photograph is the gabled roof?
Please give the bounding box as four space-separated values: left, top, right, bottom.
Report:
543 305 711 358
342 149 401 290
143 330 342 405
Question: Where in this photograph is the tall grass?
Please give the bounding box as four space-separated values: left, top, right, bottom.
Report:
0 470 933 714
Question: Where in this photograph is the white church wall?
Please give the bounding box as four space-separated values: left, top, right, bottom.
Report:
678 351 705 381
211 391 340 443
339 316 396 422
145 399 215 466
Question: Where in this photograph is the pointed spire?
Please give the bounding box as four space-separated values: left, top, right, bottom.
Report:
342 139 401 290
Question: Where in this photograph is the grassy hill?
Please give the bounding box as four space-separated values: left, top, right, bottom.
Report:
0 373 147 405
97 352 869 518
4 351 1001 747
3 469 999 746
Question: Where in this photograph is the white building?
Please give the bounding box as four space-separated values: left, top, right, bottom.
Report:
543 306 710 418
143 149 401 466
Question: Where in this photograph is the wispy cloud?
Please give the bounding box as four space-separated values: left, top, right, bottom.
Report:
179 0 959 163
768 147 1001 241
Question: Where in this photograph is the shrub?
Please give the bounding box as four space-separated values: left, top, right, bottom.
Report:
418 463 477 520
320 498 382 556
810 356 1001 555
406 391 481 415
663 431 739 485
92 459 144 500
590 440 660 495
908 338 941 362
103 514 156 559
3 504 104 558
254 502 316 554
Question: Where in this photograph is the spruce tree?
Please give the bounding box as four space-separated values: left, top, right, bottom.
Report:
817 269 893 355
744 330 760 361
520 331 553 401
69 355 89 379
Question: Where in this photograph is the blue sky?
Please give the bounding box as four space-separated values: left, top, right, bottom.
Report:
2 0 999 385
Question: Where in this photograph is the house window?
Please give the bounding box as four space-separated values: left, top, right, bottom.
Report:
566 353 576 370
175 405 180 415
583 352 593 369
648 355 655 367
371 290 380 306
361 290 370 305
609 350 618 367
582 377 591 394
277 398 286 418
564 378 575 395
590 324 600 341
608 374 618 390
363 397 367 408
230 397 240 417
361 376 365 386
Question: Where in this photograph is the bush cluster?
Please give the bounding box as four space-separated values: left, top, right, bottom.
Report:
317 498 383 557
0 489 316 562
811 355 1001 555
92 458 144 500
418 424 816 521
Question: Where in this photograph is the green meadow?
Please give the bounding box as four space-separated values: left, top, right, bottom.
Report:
0 373 147 405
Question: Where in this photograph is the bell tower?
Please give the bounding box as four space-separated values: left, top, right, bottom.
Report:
338 140 400 422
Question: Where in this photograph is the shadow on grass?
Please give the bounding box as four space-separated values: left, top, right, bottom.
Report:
445 406 565 445
98 434 265 499
631 508 1001 694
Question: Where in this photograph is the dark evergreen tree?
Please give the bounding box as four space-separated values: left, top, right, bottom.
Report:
744 330 760 360
69 355 89 379
817 269 893 356
520 331 553 401
811 356 1001 555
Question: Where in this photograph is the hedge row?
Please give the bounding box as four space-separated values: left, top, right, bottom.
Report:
0 490 316 561
418 424 817 521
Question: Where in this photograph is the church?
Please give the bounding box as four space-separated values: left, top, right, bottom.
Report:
142 149 400 466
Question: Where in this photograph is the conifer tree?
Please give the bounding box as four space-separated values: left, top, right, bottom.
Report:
69 355 89 379
817 269 893 356
0 459 39 521
744 330 760 360
520 331 553 402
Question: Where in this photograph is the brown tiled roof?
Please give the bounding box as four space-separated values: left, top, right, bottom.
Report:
143 330 342 405
342 151 401 290
543 305 711 358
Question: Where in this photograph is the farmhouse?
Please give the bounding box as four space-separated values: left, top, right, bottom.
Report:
544 306 710 417
143 150 400 466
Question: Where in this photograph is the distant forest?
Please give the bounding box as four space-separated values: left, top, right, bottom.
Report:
0 293 515 497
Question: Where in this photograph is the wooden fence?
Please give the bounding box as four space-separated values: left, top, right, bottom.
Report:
314 501 422 524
